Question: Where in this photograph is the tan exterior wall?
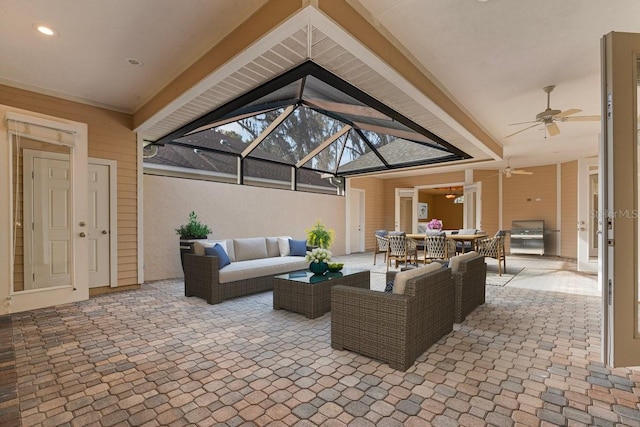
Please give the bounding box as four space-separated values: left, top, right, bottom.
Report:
561 161 578 258
0 84 139 286
502 164 559 255
144 174 347 281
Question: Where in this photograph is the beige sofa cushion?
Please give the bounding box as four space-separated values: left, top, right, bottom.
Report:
393 262 442 295
266 237 281 258
192 240 227 256
234 237 268 261
449 251 479 273
218 256 308 284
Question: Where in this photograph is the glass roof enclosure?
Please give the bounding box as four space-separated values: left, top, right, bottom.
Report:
149 61 469 180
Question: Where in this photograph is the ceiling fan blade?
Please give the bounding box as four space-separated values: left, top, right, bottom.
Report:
505 123 540 138
508 120 538 126
561 115 601 122
512 170 534 175
553 108 582 119
546 122 560 136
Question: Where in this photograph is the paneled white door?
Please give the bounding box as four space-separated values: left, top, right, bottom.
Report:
25 156 72 289
87 163 110 288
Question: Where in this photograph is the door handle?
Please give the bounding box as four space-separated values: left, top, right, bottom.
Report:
79 232 86 238
102 230 108 235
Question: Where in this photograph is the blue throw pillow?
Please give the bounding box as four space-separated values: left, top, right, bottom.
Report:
384 281 394 293
205 243 231 269
289 239 307 257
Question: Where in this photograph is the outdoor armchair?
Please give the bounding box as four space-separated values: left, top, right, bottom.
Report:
448 251 487 322
331 265 454 371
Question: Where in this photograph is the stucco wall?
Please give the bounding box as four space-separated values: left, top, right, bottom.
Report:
144 174 347 281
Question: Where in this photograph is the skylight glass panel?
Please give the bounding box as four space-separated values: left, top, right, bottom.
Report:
337 131 385 173
302 133 348 173
248 107 345 164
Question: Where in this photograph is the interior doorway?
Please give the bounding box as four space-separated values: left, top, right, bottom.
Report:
394 188 416 232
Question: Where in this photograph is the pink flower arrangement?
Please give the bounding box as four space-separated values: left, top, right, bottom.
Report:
427 219 443 230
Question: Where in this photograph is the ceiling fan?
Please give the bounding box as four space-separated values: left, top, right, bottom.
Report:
502 158 533 178
505 85 600 138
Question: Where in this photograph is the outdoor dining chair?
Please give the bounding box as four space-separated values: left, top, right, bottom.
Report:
476 232 507 275
386 233 418 271
425 234 456 261
373 230 389 265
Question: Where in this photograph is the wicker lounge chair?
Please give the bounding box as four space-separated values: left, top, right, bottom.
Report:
448 251 487 323
331 264 454 371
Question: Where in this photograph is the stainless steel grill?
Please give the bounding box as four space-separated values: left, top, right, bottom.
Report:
510 220 545 255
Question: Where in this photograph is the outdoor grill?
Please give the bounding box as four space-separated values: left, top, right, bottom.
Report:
510 220 545 255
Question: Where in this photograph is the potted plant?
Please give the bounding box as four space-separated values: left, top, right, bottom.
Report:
176 211 212 239
305 220 334 249
305 247 333 275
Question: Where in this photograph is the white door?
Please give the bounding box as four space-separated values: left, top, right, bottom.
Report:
348 188 365 253
87 163 111 288
24 151 113 290
463 183 481 229
600 31 640 367
395 188 415 232
4 113 88 315
24 156 72 289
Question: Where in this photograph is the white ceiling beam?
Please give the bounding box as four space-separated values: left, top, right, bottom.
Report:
241 105 295 158
296 125 351 168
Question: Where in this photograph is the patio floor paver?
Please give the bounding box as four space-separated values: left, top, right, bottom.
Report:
2 254 639 426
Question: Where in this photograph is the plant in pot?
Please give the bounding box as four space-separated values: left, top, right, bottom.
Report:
176 211 212 240
305 220 334 249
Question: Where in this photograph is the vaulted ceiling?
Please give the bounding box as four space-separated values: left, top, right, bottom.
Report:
1 0 638 175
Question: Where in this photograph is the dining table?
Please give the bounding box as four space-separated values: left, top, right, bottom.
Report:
406 232 488 252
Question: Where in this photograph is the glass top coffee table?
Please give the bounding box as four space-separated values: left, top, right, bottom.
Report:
273 267 370 319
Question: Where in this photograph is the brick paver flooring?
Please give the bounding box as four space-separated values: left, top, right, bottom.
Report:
2 257 639 426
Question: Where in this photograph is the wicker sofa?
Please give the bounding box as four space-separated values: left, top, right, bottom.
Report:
183 237 309 305
331 263 454 371
448 251 487 323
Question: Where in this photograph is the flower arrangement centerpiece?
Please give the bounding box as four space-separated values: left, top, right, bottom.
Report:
427 218 443 231
305 220 334 249
305 247 333 275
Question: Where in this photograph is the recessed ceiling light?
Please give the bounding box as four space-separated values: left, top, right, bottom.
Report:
33 23 57 36
126 57 144 66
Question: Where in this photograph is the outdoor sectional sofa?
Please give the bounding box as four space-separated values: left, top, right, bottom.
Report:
183 237 309 305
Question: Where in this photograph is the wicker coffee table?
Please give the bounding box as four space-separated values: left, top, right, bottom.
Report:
273 268 370 319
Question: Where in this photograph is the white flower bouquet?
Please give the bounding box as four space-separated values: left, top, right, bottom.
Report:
305 247 332 264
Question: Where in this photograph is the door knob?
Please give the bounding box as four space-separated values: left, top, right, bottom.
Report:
79 232 86 238
102 230 108 235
